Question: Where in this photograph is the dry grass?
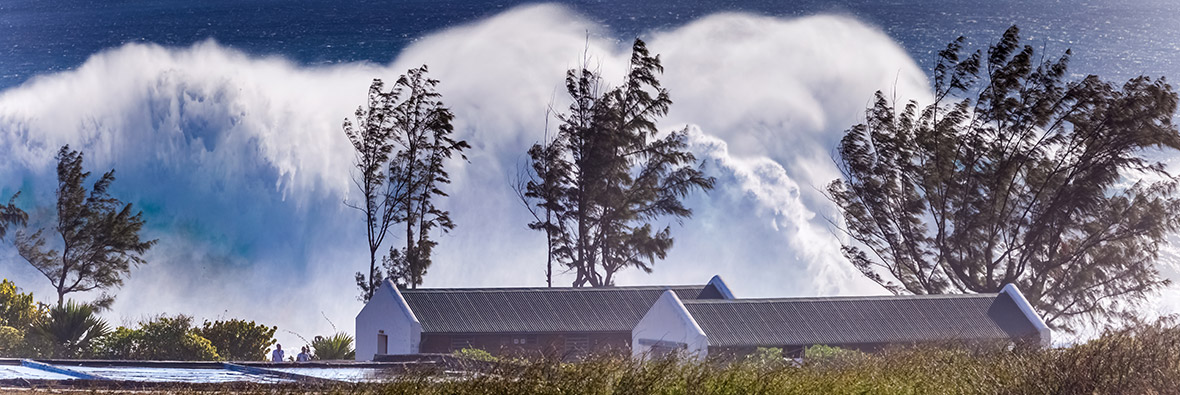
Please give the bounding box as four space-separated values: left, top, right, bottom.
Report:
10 320 1180 394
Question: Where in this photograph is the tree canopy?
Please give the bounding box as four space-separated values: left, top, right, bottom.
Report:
519 39 715 287
16 146 157 309
828 26 1180 329
347 66 469 298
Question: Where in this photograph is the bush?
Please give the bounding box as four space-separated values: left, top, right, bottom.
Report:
0 279 44 330
91 314 219 361
0 325 22 357
91 326 139 359
311 332 355 360
197 319 276 361
453 347 497 362
31 300 108 358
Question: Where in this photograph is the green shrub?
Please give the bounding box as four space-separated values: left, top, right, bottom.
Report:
91 326 139 359
452 347 497 362
0 325 22 357
197 319 276 361
311 332 355 360
31 300 108 358
0 279 44 330
91 314 219 361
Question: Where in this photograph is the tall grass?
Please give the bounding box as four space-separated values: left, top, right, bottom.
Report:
43 320 1180 394
366 320 1180 395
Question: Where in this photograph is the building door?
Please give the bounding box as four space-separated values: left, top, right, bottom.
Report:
378 334 388 355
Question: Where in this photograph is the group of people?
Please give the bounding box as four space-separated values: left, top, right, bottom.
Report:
270 344 313 362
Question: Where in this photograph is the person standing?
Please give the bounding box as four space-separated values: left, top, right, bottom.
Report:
297 346 311 362
271 344 285 362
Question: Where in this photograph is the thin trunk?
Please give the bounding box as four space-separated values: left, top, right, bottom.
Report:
545 209 553 287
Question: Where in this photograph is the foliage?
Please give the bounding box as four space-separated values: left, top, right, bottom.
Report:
349 66 469 297
0 192 27 239
743 346 785 366
803 344 857 360
30 300 109 358
345 78 411 301
827 26 1180 330
518 38 715 287
196 319 277 361
382 66 470 290
452 347 497 362
311 332 356 360
91 315 220 361
90 326 138 359
34 321 1180 394
0 326 22 357
331 321 1180 394
0 279 44 330
15 146 158 309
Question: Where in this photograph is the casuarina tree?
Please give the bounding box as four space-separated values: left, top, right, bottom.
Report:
519 39 715 287
345 79 411 301
384 66 470 289
16 146 157 310
346 66 468 296
0 192 26 240
827 26 1180 330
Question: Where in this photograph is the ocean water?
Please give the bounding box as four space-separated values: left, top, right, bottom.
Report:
2 0 1179 91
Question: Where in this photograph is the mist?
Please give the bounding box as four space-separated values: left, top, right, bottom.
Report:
0 4 1173 348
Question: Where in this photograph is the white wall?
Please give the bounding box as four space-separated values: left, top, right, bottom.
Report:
1001 284 1052 347
355 280 422 360
632 290 709 360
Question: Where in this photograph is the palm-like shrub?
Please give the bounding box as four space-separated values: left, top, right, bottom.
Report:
32 300 108 358
311 332 355 360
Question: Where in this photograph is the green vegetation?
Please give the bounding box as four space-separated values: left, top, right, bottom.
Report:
31 300 109 358
517 38 715 287
452 347 497 362
0 278 43 330
310 332 356 360
15 146 157 310
197 319 278 361
91 315 233 361
346 66 470 299
96 320 1179 394
829 25 1180 330
0 278 278 361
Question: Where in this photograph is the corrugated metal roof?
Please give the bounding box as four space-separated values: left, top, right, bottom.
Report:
682 293 1039 347
403 285 708 333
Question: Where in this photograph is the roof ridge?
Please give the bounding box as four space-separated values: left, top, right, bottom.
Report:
401 284 706 293
681 293 1000 304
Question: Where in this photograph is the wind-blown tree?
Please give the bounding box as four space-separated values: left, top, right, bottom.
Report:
345 79 411 301
827 26 1180 329
345 66 469 294
520 39 715 287
384 66 470 289
16 146 158 309
515 120 572 287
0 192 27 239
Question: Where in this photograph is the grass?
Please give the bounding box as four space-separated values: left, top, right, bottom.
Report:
10 320 1180 394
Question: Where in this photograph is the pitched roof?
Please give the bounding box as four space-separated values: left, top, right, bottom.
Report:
681 292 1040 347
402 285 714 333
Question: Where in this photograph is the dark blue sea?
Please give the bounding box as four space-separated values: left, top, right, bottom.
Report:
2 0 1179 91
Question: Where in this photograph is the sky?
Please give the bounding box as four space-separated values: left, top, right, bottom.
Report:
0 3 1175 348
